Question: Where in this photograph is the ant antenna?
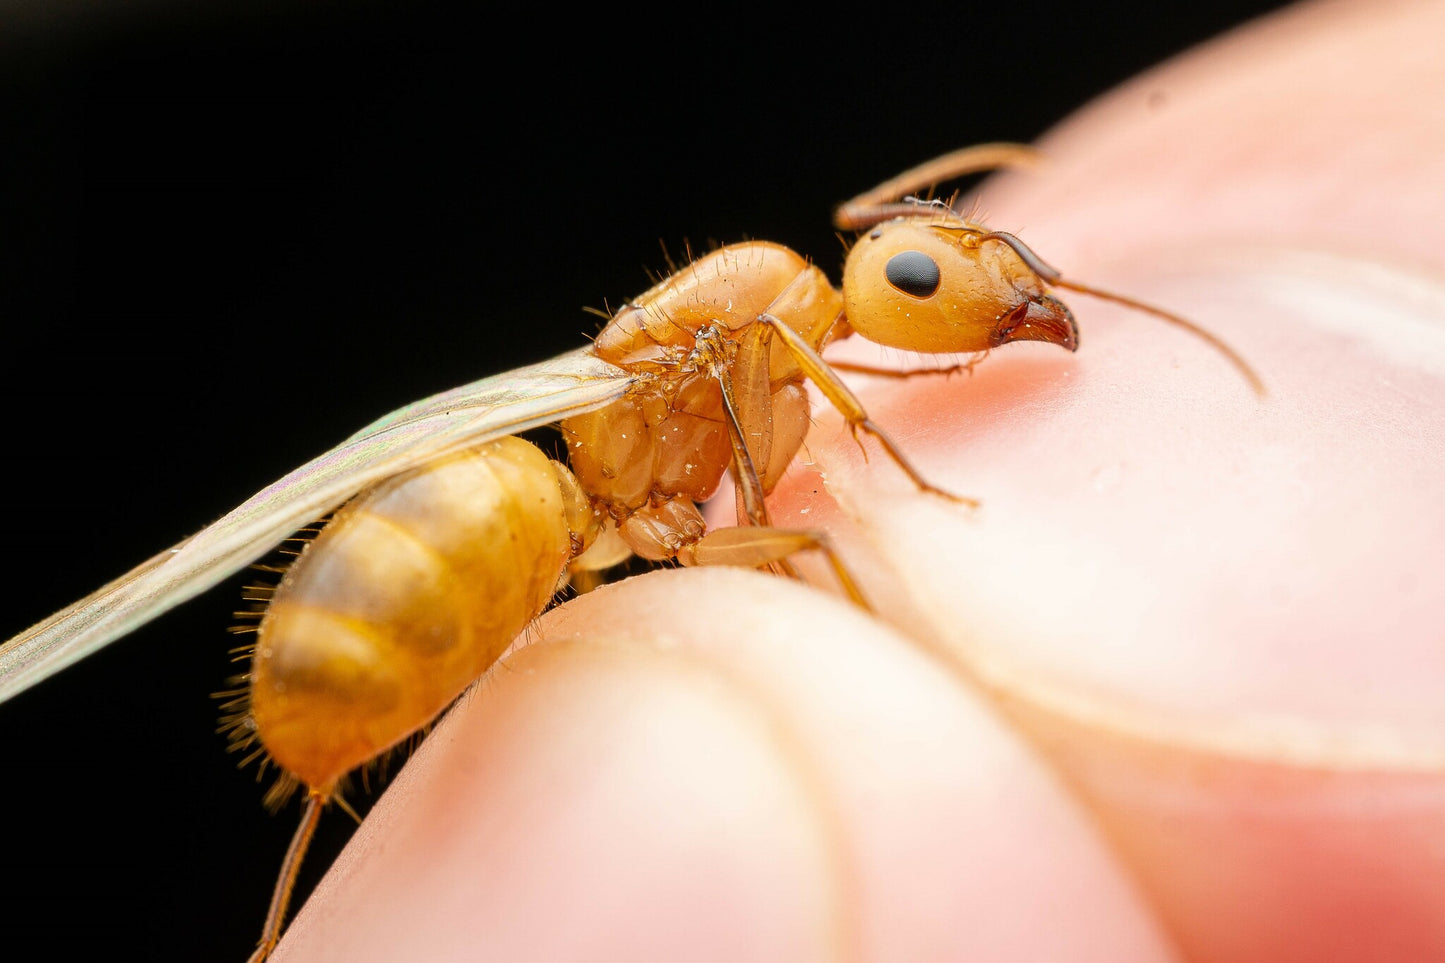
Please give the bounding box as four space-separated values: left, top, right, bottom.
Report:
978 231 1266 398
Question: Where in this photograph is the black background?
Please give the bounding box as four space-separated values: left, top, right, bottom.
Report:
0 2 1296 958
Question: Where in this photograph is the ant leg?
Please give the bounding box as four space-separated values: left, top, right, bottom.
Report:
679 526 870 612
705 325 775 530
617 500 866 609
564 517 633 595
760 315 979 508
709 341 818 582
247 791 326 963
826 351 990 380
833 142 1042 230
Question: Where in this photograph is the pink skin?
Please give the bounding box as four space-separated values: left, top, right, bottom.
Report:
272 2 1445 960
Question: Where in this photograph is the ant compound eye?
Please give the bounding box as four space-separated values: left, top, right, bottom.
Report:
883 250 941 299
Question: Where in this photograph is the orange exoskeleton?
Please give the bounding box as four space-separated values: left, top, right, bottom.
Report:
0 143 1262 962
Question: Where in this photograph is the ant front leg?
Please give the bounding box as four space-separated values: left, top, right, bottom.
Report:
825 351 991 380
759 314 980 509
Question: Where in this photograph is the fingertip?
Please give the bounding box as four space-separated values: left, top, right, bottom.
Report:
277 571 1178 962
778 209 1445 963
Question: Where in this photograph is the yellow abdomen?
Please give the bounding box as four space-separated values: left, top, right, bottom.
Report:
249 437 589 791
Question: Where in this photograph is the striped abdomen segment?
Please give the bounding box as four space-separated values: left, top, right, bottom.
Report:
250 437 592 791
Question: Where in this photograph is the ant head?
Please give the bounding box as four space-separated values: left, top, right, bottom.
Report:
841 213 1078 355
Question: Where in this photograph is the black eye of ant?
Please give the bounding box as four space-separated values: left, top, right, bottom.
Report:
884 251 941 299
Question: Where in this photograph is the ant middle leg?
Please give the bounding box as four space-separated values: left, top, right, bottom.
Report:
759 314 980 509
